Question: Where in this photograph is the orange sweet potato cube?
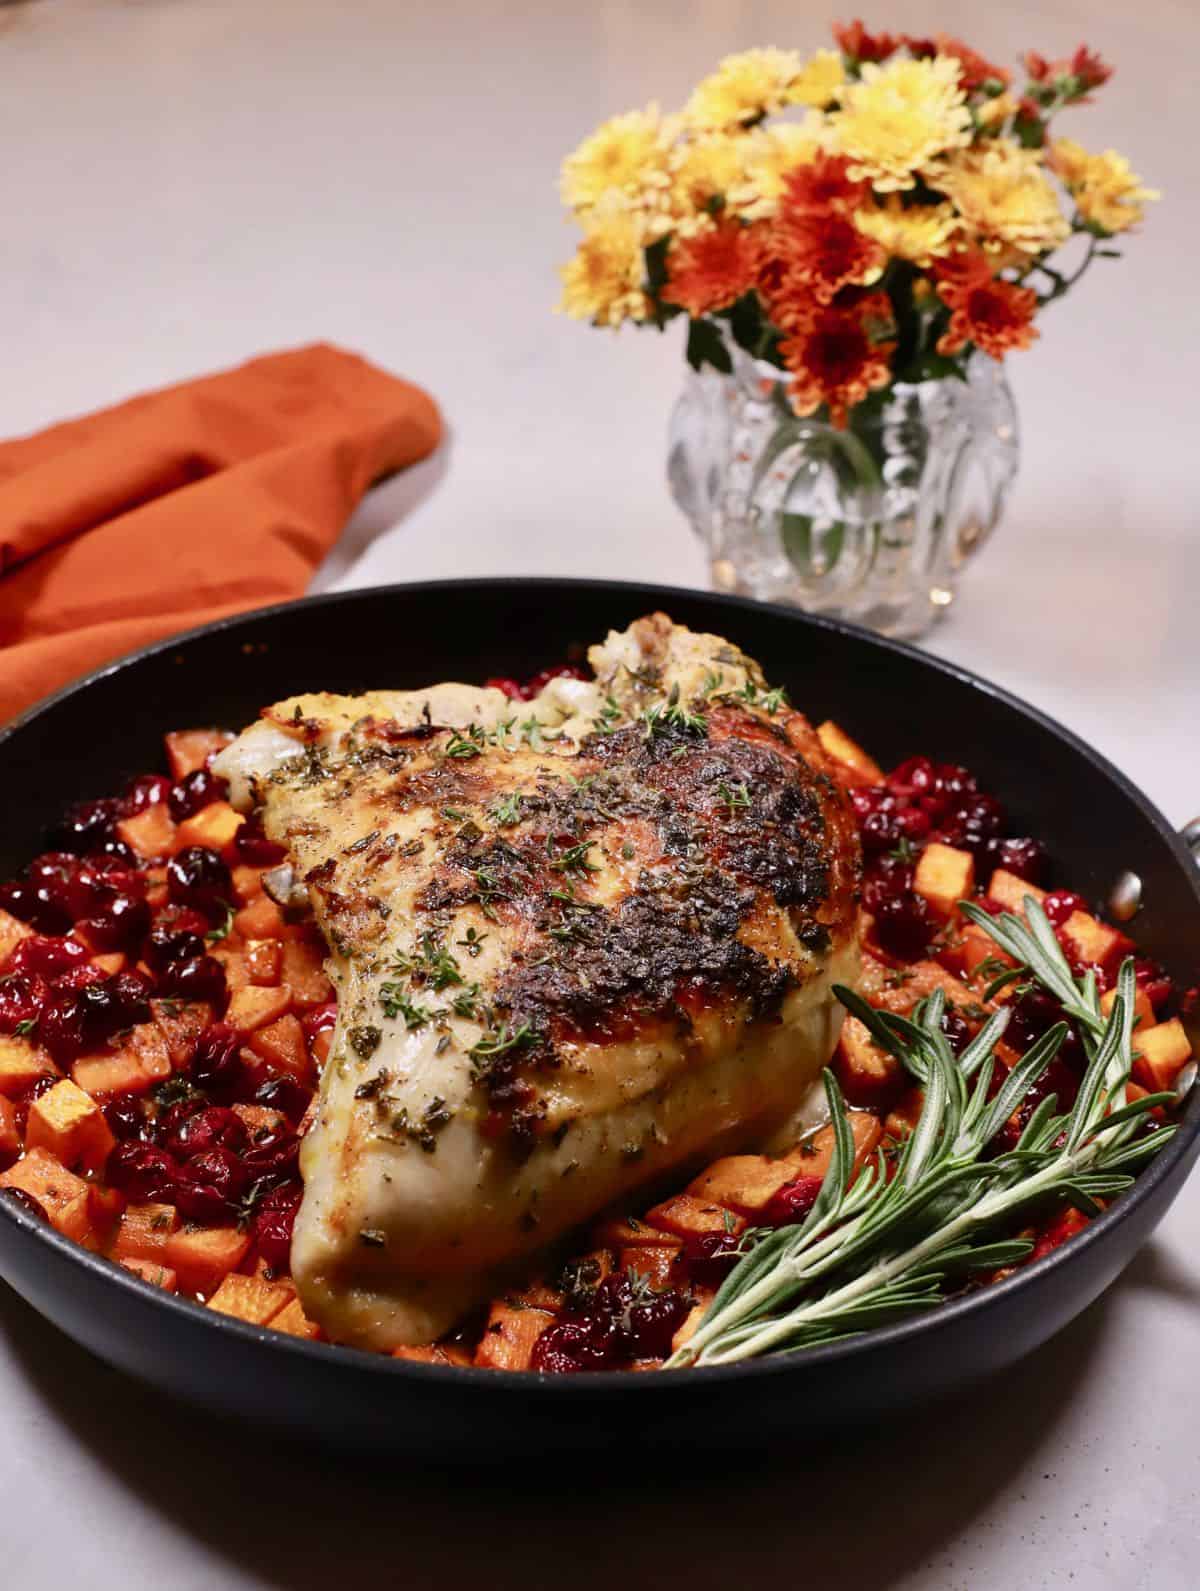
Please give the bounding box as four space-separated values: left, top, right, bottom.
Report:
1132 1018 1193 1092
1100 985 1156 1029
89 951 127 977
619 1245 679 1290
914 842 976 919
165 1225 252 1296
473 1300 556 1371
834 1014 905 1108
1059 911 1134 972
671 1290 716 1354
226 985 292 1034
232 1102 289 1139
212 944 251 993
0 908 33 963
110 1202 180 1264
231 866 266 906
73 1050 153 1098
175 801 244 856
393 1342 473 1366
0 1034 57 1099
591 1213 677 1249
884 1087 925 1140
206 1273 292 1326
127 1021 173 1083
164 728 232 780
643 1194 746 1241
280 938 332 1009
986 869 1047 914
151 999 212 1068
119 1258 179 1292
815 721 884 786
271 1297 323 1340
0 1096 19 1169
26 1079 116 1174
247 1014 312 1085
961 922 1015 980
235 895 286 939
116 804 177 861
0 1148 95 1244
244 939 282 987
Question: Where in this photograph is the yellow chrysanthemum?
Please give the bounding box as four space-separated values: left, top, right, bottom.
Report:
686 47 807 130
933 140 1070 255
557 198 649 327
787 49 846 110
727 118 824 220
1050 139 1159 235
560 105 673 211
830 55 973 192
670 134 747 213
975 91 1019 130
854 196 960 266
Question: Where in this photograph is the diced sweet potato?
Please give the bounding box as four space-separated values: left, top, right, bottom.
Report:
961 922 1015 980
280 938 333 1009
1100 985 1155 1029
0 1148 95 1244
226 984 292 1033
0 1096 19 1168
110 1202 180 1265
644 1194 746 1241
247 1014 311 1085
244 938 282 987
73 1051 153 1097
0 1034 57 1098
151 999 212 1068
473 1300 555 1371
231 865 266 906
392 1341 471 1365
884 1087 925 1139
164 728 232 780
116 804 177 861
165 1225 252 1296
90 951 127 977
119 1258 179 1291
1132 1018 1193 1092
0 907 33 963
206 1273 292 1325
127 1021 173 1083
232 1102 289 1139
235 894 285 939
815 720 884 786
619 1245 679 1290
592 1213 676 1249
271 1297 323 1340
211 942 251 993
834 1014 904 1108
26 1079 116 1174
175 801 244 856
861 953 983 1017
670 1289 716 1353
914 842 976 919
1059 911 1134 973
88 1183 126 1235
986 869 1047 914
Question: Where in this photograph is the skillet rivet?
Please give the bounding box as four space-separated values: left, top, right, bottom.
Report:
1174 1060 1197 1106
1108 870 1142 923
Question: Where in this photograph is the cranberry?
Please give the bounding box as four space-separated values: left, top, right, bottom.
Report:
6 935 89 980
612 1277 690 1359
887 756 937 799
47 797 122 856
894 806 932 843
530 1314 619 1373
849 785 888 822
103 1094 150 1142
861 808 902 853
77 893 151 953
152 905 211 940
107 1142 180 1202
1006 988 1063 1050
37 972 152 1063
0 972 49 1034
863 858 914 914
0 1187 51 1223
1043 890 1088 928
122 773 172 814
483 677 526 701
88 838 139 867
0 879 72 935
873 893 936 962
142 923 207 973
682 1230 743 1289
157 954 228 1007
940 1008 972 1055
175 1146 250 1223
166 847 232 917
187 1023 243 1093
242 1128 301 1190
232 818 286 867
254 1185 302 1270
252 1074 313 1124
167 768 226 822
987 836 1047 884
300 1002 337 1042
1134 958 1174 1011
763 1174 823 1225
165 1105 248 1159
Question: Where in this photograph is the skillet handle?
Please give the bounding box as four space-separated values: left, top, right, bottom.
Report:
1183 818 1200 862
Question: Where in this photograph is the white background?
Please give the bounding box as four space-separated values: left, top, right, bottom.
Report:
2 2 1198 1587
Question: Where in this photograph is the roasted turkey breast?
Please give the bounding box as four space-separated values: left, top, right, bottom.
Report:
213 614 861 1349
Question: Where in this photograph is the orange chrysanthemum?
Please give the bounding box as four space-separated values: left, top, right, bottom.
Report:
932 35 1010 91
833 20 900 63
770 209 887 307
935 251 1038 359
661 218 766 316
779 151 871 216
779 292 896 427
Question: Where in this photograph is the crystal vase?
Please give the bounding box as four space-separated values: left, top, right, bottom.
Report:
667 343 1019 641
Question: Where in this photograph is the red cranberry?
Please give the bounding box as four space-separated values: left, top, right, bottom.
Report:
232 818 286 867
483 677 526 701
0 972 49 1034
175 1145 250 1223
681 1230 743 1289
166 847 232 917
157 955 227 1007
300 1002 337 1043
241 1128 301 1190
37 972 152 1063
187 1023 243 1092
1043 890 1088 928
873 893 936 962
152 905 211 940
88 838 139 867
940 1008 972 1055
849 785 888 822
530 1314 619 1373
168 768 227 822
47 797 122 855
887 756 937 799
894 806 932 843
6 935 90 980
143 922 207 973
0 879 67 934
763 1174 823 1225
165 1105 248 1159
861 809 902 853
77 893 151 953
107 1142 180 1202
863 856 915 914
252 1074 313 1124
612 1276 690 1359
1134 958 1174 1011
1006 987 1064 1049
986 836 1047 883
0 1187 51 1223
254 1185 302 1270
103 1094 150 1142
122 773 172 814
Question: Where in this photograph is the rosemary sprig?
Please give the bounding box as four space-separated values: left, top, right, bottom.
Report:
668 899 1174 1368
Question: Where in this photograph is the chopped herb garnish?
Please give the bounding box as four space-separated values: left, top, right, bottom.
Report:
13 1018 37 1037
489 791 524 828
443 724 486 760
456 927 488 958
379 984 432 1029
716 780 751 812
642 683 707 740
549 839 599 876
206 902 236 943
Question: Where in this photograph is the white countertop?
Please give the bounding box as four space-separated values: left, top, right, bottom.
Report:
2 3 1197 1587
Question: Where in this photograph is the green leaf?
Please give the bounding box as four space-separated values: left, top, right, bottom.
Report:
685 317 733 374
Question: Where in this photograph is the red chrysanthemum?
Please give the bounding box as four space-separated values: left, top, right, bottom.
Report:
1022 44 1112 96
934 35 1011 91
769 210 886 309
661 219 766 317
935 252 1038 359
1070 45 1113 92
779 292 896 428
778 151 872 217
833 20 900 64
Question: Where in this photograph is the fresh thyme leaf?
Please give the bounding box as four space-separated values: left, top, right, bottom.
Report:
14 1017 37 1037
642 683 707 741
548 839 599 875
469 1020 535 1063
206 901 236 943
378 984 432 1029
716 780 752 813
887 837 918 864
595 696 622 735
489 792 524 828
443 724 487 760
456 927 488 958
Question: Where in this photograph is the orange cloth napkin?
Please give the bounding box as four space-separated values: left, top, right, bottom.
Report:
0 343 442 722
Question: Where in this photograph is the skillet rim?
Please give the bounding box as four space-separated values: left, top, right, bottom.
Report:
1 574 1197 1397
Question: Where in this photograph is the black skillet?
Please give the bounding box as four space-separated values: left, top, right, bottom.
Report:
1 578 1197 1454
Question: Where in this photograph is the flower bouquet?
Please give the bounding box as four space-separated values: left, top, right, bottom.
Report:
558 23 1156 637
